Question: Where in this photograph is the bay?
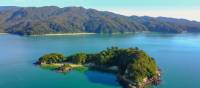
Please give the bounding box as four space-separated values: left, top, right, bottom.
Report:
0 33 200 88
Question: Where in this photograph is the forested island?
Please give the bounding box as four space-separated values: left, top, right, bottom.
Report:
0 6 200 35
35 47 161 88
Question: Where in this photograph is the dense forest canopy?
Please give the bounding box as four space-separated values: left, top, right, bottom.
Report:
0 6 200 35
37 47 160 87
38 53 65 64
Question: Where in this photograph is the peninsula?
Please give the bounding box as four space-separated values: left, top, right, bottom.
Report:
35 47 161 88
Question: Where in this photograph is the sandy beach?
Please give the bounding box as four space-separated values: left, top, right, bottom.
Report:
42 33 96 36
0 33 8 35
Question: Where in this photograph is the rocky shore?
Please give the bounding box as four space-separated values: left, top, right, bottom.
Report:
117 69 161 88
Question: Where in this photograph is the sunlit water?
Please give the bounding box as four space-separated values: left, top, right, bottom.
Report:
0 33 200 88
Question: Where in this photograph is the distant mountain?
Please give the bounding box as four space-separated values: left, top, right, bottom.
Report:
0 6 20 11
0 6 200 35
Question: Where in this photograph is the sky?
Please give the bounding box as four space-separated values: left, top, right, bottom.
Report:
0 0 200 21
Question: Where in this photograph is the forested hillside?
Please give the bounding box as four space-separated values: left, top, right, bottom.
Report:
0 6 200 35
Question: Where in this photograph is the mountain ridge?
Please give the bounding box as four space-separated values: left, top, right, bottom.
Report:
0 6 200 35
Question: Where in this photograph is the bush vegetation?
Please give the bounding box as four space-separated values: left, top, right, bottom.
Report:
38 47 159 85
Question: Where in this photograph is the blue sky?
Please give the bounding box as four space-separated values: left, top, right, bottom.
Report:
0 0 200 21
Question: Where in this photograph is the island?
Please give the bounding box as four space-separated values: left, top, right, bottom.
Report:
35 47 161 88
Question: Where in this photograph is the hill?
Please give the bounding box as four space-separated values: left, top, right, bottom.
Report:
0 6 200 35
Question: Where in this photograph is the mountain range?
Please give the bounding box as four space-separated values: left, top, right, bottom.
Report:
0 6 200 35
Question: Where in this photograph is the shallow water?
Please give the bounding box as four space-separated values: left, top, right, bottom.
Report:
0 33 200 88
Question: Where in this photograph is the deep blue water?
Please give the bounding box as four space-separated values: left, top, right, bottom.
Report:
0 33 200 88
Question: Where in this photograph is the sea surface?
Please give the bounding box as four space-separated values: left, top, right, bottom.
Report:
0 33 200 88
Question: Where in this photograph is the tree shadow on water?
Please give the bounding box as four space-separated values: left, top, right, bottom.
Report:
84 70 120 86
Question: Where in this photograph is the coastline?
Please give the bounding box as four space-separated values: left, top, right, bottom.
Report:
2 32 198 36
0 33 8 35
40 63 83 68
38 62 161 88
117 69 161 88
40 33 96 36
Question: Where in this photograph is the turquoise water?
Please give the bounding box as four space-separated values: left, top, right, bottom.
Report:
0 33 200 88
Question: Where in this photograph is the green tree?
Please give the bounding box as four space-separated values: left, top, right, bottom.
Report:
38 53 65 64
72 53 87 64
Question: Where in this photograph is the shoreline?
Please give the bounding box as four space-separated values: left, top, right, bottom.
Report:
39 62 161 88
38 63 84 72
0 33 8 35
2 32 200 36
117 69 161 88
40 63 83 68
36 33 96 36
